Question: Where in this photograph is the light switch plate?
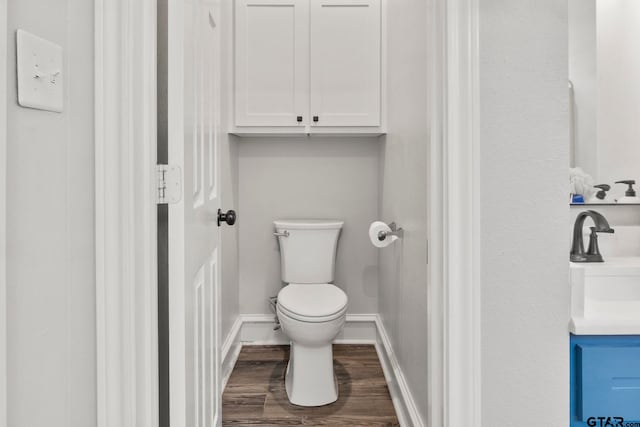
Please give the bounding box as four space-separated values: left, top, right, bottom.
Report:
16 29 64 113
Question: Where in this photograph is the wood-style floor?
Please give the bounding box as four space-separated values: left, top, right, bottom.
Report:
222 344 400 426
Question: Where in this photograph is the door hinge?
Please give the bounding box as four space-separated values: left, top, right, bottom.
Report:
156 164 182 204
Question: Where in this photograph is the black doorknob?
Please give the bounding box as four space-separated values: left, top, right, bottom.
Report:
217 209 237 227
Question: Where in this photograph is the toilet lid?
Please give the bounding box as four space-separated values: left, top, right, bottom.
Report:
277 284 348 318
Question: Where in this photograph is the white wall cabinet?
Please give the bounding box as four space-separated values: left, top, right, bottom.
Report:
234 0 309 127
233 0 384 135
309 0 381 128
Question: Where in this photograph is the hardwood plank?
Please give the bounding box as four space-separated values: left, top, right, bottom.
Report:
263 395 397 418
221 393 267 419
237 345 291 361
222 420 304 426
301 416 401 426
222 344 399 426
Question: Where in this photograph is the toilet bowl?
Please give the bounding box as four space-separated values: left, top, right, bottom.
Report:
273 219 347 406
277 283 348 406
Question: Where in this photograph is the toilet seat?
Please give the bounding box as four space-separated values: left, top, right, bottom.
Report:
277 283 348 322
278 303 347 323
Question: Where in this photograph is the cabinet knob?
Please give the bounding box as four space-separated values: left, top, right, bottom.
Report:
296 116 303 123
313 116 319 122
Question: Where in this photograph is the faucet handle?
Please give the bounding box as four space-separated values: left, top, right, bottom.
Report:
585 226 614 262
586 228 604 261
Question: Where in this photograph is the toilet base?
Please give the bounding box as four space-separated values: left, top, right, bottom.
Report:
285 342 338 406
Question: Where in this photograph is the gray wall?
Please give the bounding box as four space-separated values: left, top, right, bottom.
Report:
238 138 380 315
479 0 570 425
220 133 240 336
378 0 429 421
220 0 240 341
157 0 169 424
6 0 96 426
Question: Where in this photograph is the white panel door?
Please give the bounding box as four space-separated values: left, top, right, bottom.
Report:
309 0 381 127
168 0 223 426
235 0 309 127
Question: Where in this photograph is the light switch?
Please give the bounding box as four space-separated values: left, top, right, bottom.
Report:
16 29 64 113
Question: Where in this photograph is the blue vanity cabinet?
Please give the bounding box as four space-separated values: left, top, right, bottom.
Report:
571 335 640 426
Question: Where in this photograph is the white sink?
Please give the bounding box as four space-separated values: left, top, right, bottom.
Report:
580 225 640 257
571 257 640 335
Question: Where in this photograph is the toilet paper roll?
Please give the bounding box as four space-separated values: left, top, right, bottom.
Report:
369 221 398 248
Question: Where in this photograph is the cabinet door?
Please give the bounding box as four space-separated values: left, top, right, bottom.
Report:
577 344 640 421
309 0 381 127
235 0 309 127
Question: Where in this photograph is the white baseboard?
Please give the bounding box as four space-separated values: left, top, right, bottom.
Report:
220 313 423 427
374 314 425 427
239 313 377 345
238 314 288 345
220 316 242 389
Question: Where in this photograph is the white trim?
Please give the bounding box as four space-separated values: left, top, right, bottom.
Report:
229 127 386 137
0 0 8 424
95 0 159 426
238 313 378 345
428 0 482 425
374 315 425 427
221 317 243 389
221 317 243 363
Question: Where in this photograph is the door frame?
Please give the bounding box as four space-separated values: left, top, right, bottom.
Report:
0 0 8 425
428 0 481 426
94 0 159 426
95 0 483 425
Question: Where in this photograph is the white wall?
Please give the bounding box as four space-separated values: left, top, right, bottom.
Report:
569 0 596 174
6 1 96 426
237 138 380 315
479 0 569 425
378 0 429 421
570 204 640 227
596 0 640 199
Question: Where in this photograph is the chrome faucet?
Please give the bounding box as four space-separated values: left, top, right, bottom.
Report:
570 210 614 262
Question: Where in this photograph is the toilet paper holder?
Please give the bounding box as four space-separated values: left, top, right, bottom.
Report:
378 222 404 241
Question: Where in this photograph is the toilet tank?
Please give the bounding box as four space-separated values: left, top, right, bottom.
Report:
274 219 344 284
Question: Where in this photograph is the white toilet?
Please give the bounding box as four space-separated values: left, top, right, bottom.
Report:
273 219 348 407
